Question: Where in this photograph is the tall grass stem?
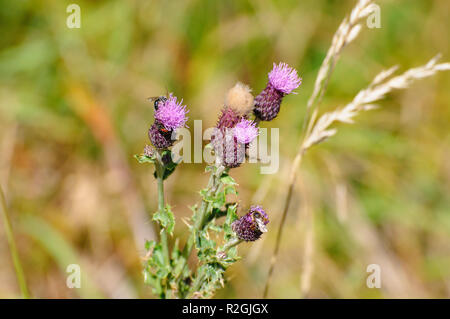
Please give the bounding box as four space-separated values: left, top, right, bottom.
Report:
0 185 30 299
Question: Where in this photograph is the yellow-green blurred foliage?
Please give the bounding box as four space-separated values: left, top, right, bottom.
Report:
0 0 449 298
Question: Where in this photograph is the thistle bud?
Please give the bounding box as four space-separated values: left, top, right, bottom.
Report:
216 107 241 130
254 62 302 121
144 145 155 157
148 123 173 149
212 112 259 168
232 206 269 242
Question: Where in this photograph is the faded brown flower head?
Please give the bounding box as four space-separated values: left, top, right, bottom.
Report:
225 82 254 116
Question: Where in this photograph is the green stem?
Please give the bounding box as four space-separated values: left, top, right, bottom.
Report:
181 169 214 260
221 238 242 252
189 238 242 298
155 152 170 270
189 270 205 297
0 185 30 299
177 165 227 297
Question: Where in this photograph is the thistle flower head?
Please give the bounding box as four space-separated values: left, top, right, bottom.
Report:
216 107 241 130
154 94 189 130
253 62 302 121
148 122 174 149
268 62 302 95
247 205 269 234
211 107 247 168
232 205 269 242
225 82 254 116
233 118 259 145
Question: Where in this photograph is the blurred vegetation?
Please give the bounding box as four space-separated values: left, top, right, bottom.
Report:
0 0 449 298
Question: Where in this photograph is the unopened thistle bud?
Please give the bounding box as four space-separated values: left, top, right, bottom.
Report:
225 82 254 116
232 206 269 242
216 107 242 130
149 122 173 149
148 94 188 149
212 107 240 168
254 62 302 121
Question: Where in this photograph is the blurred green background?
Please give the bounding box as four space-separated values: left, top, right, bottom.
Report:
0 0 449 298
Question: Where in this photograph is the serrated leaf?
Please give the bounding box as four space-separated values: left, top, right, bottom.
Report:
210 192 224 209
152 150 178 180
224 204 238 237
153 205 175 235
226 204 238 223
224 185 237 195
220 174 237 186
199 188 209 198
145 239 157 252
210 207 227 220
134 154 156 164
151 244 165 268
208 224 222 233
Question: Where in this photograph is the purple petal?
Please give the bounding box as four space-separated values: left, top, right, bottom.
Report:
154 94 189 130
268 62 302 94
233 119 259 144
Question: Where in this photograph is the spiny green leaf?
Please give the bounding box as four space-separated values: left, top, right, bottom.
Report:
153 205 175 235
226 204 238 223
199 188 209 198
220 174 237 186
145 239 157 252
224 185 237 195
224 204 238 237
152 244 165 267
208 223 222 233
212 192 226 209
152 150 178 180
134 154 155 164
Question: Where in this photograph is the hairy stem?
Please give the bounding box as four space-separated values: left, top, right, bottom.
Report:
155 152 170 269
177 165 227 297
183 166 226 257
0 185 30 299
221 237 242 252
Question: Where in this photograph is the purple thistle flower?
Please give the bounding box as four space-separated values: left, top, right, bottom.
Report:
233 119 259 145
212 127 246 169
154 94 189 131
268 62 302 94
254 62 302 121
232 205 270 242
211 107 248 168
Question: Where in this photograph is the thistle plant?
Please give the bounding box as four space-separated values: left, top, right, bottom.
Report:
135 63 301 298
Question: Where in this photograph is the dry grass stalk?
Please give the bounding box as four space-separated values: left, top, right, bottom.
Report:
306 0 376 113
299 179 315 298
303 55 450 150
264 52 450 297
263 0 377 298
